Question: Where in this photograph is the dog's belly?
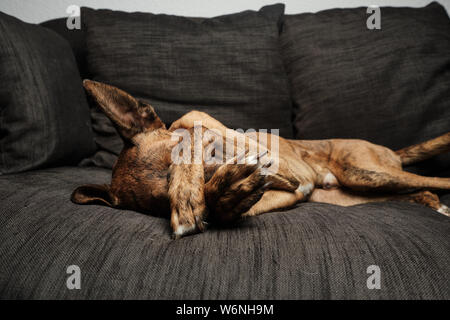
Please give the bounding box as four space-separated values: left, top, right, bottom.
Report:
309 188 362 206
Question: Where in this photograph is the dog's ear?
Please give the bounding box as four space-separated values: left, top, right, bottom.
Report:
71 184 113 207
83 79 165 140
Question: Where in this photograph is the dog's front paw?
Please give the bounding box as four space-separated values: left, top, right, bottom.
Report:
205 151 272 224
170 198 208 239
168 162 208 239
437 204 450 217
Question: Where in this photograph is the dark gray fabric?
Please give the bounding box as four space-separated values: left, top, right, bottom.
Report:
0 12 96 174
281 2 450 177
39 18 118 169
441 193 450 204
78 105 123 169
0 167 449 299
80 4 293 168
40 18 90 80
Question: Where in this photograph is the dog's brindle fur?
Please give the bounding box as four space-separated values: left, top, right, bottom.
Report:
72 80 450 238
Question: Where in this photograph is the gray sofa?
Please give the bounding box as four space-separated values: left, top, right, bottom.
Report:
1 167 449 299
0 3 449 299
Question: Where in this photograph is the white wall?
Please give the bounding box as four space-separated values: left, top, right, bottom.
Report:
0 0 448 24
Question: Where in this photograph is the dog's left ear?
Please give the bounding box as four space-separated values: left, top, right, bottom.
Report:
83 79 165 140
71 184 114 207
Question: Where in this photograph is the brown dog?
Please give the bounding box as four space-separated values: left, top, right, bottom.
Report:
72 80 450 238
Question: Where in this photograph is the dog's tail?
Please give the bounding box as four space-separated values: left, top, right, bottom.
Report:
396 132 450 166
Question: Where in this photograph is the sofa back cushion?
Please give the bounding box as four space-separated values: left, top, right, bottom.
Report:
40 18 90 80
79 4 292 168
281 2 450 176
0 12 96 174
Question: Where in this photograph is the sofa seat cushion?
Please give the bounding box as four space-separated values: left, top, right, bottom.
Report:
0 167 449 299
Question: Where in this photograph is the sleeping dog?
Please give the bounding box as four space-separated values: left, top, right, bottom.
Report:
72 80 450 238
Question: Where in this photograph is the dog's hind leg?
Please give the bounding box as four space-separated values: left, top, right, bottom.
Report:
309 188 449 217
326 139 450 192
333 165 450 192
